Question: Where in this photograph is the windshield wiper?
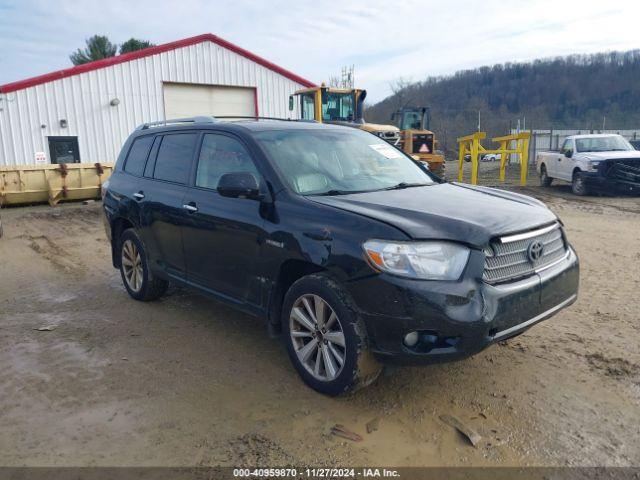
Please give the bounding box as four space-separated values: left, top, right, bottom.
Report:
383 182 431 191
312 189 364 196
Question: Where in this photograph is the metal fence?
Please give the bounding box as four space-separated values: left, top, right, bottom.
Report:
510 128 640 163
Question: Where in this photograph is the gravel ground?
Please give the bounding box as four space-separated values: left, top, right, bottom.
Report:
0 181 638 467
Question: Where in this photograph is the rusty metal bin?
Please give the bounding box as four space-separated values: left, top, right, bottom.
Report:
0 163 113 207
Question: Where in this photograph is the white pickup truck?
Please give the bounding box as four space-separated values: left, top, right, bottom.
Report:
536 134 640 195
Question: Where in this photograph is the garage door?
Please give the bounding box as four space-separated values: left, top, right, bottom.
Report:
163 83 255 119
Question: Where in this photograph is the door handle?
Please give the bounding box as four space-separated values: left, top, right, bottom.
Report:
558 158 562 161
133 191 145 200
182 203 198 213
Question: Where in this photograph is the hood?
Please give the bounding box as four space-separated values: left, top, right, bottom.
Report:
579 151 640 161
309 183 557 247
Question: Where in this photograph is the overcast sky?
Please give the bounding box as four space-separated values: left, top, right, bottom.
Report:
1 0 639 102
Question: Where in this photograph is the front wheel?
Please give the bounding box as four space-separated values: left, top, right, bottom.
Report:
119 229 168 301
572 171 589 196
540 165 553 187
283 274 381 396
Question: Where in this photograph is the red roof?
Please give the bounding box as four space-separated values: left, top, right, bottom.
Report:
0 33 316 94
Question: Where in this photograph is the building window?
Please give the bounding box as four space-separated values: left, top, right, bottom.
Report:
48 137 80 164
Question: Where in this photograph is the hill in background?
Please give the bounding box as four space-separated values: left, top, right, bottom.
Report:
365 50 640 156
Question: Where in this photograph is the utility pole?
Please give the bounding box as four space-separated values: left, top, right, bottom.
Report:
602 116 606 132
477 110 481 132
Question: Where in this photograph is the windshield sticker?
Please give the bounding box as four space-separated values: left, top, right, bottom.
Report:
369 144 403 159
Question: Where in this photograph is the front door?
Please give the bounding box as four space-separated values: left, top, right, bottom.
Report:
48 136 80 164
557 139 574 181
182 132 266 305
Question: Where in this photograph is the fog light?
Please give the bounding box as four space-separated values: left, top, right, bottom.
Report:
403 331 419 347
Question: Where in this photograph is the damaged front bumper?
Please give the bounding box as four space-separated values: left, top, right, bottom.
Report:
587 159 640 193
347 247 579 364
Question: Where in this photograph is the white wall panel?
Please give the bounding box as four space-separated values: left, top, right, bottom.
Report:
0 40 307 166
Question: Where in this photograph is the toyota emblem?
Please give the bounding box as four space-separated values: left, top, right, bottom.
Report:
527 240 545 263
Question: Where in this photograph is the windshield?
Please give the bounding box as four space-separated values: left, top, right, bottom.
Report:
254 128 435 195
575 136 633 153
322 92 355 122
400 111 423 130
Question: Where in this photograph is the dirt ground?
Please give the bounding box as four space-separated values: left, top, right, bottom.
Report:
1 175 639 467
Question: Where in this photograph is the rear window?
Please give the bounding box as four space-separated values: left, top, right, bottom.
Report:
123 136 154 176
153 133 198 184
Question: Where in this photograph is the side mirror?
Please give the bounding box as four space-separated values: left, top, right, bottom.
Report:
564 149 573 158
288 95 294 111
217 172 262 200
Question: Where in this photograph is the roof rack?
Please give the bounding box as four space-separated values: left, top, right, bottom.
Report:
136 116 217 130
215 116 288 121
215 116 318 123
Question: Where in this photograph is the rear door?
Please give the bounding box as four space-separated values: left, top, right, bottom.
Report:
143 131 200 279
181 132 266 306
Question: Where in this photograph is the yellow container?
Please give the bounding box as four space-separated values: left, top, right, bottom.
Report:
0 163 114 206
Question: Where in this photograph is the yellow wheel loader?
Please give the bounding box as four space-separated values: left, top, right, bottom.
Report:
289 86 401 145
392 107 445 176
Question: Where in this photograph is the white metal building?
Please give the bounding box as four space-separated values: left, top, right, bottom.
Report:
0 33 315 167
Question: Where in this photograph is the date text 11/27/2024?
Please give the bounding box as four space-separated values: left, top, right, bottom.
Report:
232 468 400 478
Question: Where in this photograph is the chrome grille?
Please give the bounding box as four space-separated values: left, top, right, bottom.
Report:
483 223 567 283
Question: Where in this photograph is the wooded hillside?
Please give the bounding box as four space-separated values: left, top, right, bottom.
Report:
365 50 640 155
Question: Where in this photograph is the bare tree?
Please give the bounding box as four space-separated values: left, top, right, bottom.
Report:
388 76 414 114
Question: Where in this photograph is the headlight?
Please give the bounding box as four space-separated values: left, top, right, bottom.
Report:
363 240 470 280
589 161 601 171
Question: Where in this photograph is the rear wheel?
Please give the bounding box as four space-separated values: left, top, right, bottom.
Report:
283 273 381 396
540 164 553 187
572 171 589 196
119 229 168 301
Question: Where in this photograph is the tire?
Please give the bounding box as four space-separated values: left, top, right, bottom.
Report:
430 163 445 178
282 273 382 396
118 228 168 301
540 165 553 187
572 171 589 196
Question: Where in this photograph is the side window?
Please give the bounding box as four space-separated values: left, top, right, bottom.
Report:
124 136 154 176
153 133 198 184
301 94 315 120
560 139 573 154
195 134 260 190
143 136 161 178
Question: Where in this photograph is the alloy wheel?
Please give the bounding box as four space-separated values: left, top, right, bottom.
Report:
122 239 143 292
289 294 346 382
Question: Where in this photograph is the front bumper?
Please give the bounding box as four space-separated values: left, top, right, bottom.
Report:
582 171 640 194
347 247 579 364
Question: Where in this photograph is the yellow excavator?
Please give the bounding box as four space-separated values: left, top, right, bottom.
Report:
391 107 445 176
289 86 401 145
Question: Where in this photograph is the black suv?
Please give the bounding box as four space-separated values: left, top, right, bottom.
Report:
103 117 579 395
